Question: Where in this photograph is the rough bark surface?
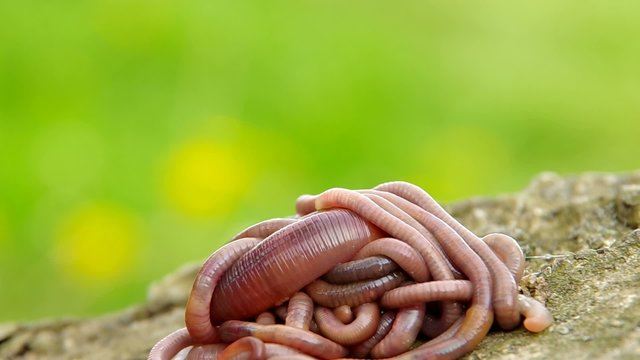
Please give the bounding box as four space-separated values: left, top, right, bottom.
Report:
2 171 639 360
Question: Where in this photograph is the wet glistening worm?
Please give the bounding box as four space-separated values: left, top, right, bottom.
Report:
149 181 553 359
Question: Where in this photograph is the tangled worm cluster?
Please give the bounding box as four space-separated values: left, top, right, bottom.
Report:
149 182 553 360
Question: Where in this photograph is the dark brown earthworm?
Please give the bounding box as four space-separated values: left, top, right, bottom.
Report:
185 237 260 343
380 280 473 308
305 272 406 308
371 304 426 358
273 305 287 322
350 310 396 358
482 233 525 282
285 292 314 330
218 321 348 359
354 237 430 282
323 256 398 284
421 311 464 341
314 302 380 345
375 181 521 330
218 336 265 360
210 209 380 323
421 316 464 347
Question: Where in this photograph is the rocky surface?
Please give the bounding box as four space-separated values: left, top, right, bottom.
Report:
1 171 639 360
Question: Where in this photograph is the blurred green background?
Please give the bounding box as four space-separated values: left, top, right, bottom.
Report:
1 1 639 322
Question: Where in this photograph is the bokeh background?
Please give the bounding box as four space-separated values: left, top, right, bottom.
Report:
1 1 639 322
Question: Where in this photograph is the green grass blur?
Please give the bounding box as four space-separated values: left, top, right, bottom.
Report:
1 1 639 322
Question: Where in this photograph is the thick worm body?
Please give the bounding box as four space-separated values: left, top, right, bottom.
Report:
211 209 380 323
150 182 553 360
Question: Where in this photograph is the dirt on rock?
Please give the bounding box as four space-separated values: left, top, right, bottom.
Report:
1 171 639 360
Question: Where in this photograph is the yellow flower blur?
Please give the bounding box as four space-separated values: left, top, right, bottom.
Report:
54 204 139 282
163 139 251 218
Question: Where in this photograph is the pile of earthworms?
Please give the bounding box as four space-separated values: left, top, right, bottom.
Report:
149 181 553 360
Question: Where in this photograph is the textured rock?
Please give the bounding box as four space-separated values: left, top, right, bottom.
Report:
1 171 639 360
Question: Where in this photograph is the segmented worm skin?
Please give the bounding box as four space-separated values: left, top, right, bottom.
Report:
323 256 398 284
211 209 380 323
149 182 553 360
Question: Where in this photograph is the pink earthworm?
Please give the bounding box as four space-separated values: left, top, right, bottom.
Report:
374 181 521 330
517 294 554 332
361 191 463 279
312 189 464 330
148 327 193 360
285 292 314 330
265 343 306 357
231 218 299 241
218 336 265 360
380 280 474 308
256 312 276 325
185 237 260 343
185 344 226 360
314 302 380 345
483 233 526 282
343 190 493 358
210 209 381 323
353 237 430 282
371 304 426 358
332 305 354 324
218 321 348 359
149 181 553 360
350 310 396 358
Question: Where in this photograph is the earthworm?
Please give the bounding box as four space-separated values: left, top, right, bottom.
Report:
256 312 276 325
350 310 396 358
305 272 406 307
218 321 348 359
380 280 474 308
264 343 306 357
374 182 521 330
371 304 426 358
185 237 260 343
185 344 225 359
517 294 554 332
314 303 380 345
361 191 462 279
218 336 265 360
231 218 298 241
322 256 398 284
312 188 464 328
210 209 380 323
386 207 494 359
148 327 193 360
483 233 526 281
285 292 314 330
353 237 429 282
149 182 553 360
332 305 354 323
